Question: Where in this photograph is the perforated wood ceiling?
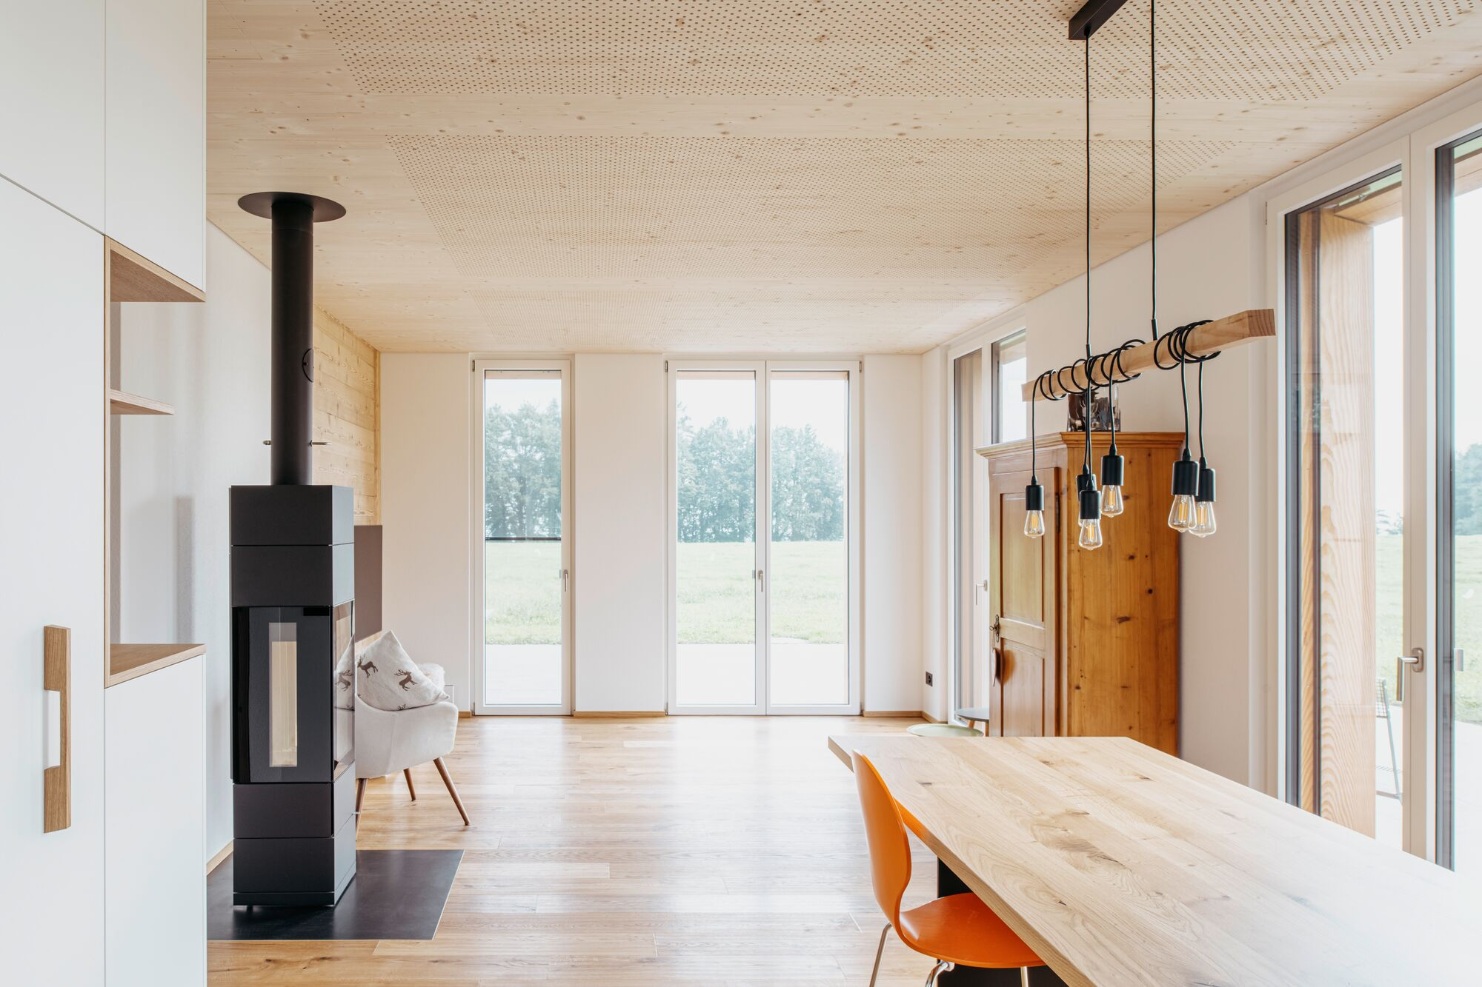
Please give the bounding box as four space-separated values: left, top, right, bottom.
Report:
208 0 1482 353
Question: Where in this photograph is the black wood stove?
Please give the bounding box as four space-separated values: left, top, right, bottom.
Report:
230 191 357 907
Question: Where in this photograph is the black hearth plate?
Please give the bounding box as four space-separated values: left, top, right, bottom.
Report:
208 849 462 941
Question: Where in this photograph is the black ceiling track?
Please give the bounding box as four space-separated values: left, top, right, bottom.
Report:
1068 0 1131 40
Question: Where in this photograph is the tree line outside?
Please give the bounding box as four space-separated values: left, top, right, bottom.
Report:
483 401 846 543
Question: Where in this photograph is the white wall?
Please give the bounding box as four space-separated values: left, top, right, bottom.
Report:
863 356 925 712
380 354 474 704
117 225 272 860
573 354 668 712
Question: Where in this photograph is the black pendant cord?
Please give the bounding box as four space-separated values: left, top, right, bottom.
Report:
1149 0 1159 341
1083 35 1095 476
1150 320 1216 455
1196 358 1207 461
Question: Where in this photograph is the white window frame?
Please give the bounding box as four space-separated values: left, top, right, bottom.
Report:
665 358 862 715
943 317 1028 724
470 358 574 716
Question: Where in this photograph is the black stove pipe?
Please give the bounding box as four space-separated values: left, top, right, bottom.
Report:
238 191 346 486
269 196 315 485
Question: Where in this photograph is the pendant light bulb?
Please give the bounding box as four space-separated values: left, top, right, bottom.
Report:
1078 516 1104 551
1023 479 1046 539
1168 450 1198 532
1077 477 1102 551
1190 458 1217 538
1100 449 1125 518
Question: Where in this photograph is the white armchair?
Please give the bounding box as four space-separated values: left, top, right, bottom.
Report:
353 657 470 825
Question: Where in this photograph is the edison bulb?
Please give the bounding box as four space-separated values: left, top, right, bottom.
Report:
1024 509 1046 539
1078 517 1103 550
1191 499 1217 538
1168 494 1195 531
1101 483 1125 517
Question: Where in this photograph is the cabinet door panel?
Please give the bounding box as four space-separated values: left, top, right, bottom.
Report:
106 0 204 288
0 180 106 985
988 465 1057 738
0 0 105 225
1000 647 1050 737
106 658 206 987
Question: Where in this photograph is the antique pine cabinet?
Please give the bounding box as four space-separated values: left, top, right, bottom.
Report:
977 431 1182 754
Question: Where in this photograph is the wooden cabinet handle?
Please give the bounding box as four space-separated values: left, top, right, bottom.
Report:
43 625 70 833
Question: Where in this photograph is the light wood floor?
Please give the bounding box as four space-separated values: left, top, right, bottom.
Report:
210 715 944 986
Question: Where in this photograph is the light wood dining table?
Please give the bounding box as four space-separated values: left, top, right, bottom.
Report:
829 734 1482 987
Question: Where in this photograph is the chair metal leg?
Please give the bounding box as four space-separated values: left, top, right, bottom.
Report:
867 923 890 987
925 960 955 986
404 768 417 801
1021 966 1031 987
433 756 471 826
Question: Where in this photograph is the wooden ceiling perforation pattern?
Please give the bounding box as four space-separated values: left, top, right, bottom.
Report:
208 0 1482 352
314 0 1472 101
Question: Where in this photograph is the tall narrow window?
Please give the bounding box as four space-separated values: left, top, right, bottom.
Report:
992 331 1029 444
674 371 759 708
953 350 988 719
480 365 570 711
1285 168 1404 843
768 371 850 707
1437 131 1482 871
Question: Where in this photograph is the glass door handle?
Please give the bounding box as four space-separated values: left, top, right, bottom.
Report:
559 568 569 593
754 569 765 593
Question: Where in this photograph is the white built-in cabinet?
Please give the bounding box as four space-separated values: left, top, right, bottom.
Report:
106 0 205 289
105 657 206 987
0 0 208 977
0 0 107 227
0 174 108 987
0 0 205 290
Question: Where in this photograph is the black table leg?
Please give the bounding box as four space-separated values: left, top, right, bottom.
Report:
935 859 1068 987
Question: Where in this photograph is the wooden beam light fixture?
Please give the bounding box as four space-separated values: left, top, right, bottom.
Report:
1017 0 1277 546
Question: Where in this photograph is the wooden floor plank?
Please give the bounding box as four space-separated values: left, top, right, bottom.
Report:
210 715 935 986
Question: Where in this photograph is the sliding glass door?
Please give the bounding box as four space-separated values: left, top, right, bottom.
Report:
475 362 571 714
1284 166 1408 845
669 362 859 713
1437 130 1482 871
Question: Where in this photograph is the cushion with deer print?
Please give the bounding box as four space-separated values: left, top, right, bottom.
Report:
355 630 450 711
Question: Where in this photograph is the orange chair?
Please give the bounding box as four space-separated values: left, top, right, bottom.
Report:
853 750 1042 987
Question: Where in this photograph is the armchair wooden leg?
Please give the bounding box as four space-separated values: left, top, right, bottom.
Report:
355 777 367 813
433 756 470 826
404 768 417 801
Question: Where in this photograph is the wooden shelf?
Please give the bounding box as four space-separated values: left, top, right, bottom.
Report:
109 388 175 416
107 643 205 688
105 238 204 304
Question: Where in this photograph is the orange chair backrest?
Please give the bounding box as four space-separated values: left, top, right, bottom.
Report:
852 750 911 929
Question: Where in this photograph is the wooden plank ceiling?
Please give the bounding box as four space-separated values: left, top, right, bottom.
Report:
208 0 1482 353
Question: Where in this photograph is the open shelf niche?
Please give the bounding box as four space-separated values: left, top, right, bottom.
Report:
105 238 206 687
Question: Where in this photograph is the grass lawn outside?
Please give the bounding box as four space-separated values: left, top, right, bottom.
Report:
486 539 846 647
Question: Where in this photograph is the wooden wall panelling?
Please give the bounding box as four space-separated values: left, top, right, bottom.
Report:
313 308 381 524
